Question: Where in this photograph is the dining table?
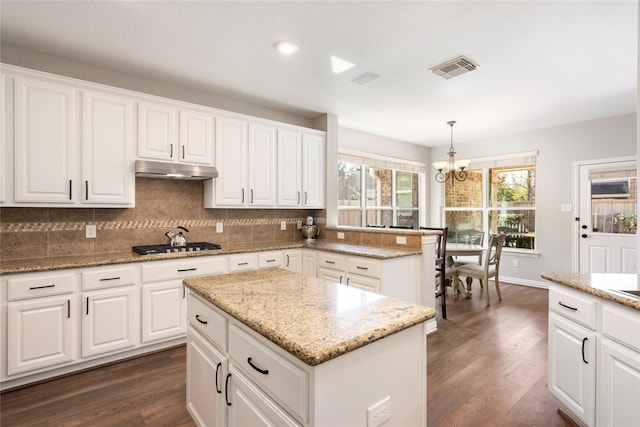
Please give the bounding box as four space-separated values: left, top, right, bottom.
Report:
445 242 485 297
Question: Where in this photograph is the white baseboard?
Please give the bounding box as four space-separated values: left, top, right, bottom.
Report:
499 276 550 289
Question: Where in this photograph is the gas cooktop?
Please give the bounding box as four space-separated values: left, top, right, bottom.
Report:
133 242 221 255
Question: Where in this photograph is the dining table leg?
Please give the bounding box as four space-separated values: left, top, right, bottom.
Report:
446 256 472 298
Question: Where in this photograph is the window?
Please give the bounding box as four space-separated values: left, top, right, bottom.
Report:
443 152 537 250
338 152 425 228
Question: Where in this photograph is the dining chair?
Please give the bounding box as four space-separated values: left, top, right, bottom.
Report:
420 226 450 318
455 233 507 306
451 228 485 289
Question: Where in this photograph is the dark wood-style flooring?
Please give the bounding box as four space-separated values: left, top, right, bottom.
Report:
1 282 575 426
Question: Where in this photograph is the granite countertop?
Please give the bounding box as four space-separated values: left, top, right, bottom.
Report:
541 272 640 311
0 240 421 275
184 268 435 366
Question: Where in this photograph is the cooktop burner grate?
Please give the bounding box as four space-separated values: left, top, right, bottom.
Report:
132 242 221 255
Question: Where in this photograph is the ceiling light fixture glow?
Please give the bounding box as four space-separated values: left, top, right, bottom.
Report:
275 41 298 55
331 56 355 74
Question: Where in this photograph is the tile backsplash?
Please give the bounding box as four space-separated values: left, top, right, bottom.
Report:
0 178 324 261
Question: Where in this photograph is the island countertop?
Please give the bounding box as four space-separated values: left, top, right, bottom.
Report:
541 272 640 311
183 268 435 366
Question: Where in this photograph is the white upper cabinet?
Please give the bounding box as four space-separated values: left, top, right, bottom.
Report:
138 100 213 165
206 117 277 208
277 129 325 208
137 100 177 161
82 90 134 205
14 76 78 203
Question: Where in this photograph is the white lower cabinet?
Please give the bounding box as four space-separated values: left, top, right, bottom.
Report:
141 282 186 343
82 286 137 358
301 250 316 277
548 284 640 427
548 312 596 426
5 273 77 376
187 326 228 427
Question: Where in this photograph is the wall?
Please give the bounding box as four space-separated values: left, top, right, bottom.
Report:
0 178 321 261
430 113 637 286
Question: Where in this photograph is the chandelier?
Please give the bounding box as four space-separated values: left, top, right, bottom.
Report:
433 120 469 183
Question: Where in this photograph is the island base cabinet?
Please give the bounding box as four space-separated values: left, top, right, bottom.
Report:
548 312 595 427
228 365 300 427
598 339 640 426
187 326 228 427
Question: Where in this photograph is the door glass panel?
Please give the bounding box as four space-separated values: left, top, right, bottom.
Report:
591 177 637 234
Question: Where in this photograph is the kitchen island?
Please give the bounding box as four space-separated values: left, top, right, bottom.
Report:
541 272 639 427
183 268 435 426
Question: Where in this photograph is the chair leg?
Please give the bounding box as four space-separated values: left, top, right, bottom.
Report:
481 279 490 306
465 276 473 292
495 277 502 301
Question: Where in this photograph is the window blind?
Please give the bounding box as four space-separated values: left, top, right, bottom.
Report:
338 149 427 174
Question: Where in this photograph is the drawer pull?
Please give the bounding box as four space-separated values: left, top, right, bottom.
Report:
215 362 222 394
99 276 120 281
356 266 368 270
558 301 578 311
195 314 208 325
582 338 589 364
225 373 232 406
238 262 248 266
178 268 197 272
266 259 276 263
29 284 55 290
325 260 336 265
247 357 269 375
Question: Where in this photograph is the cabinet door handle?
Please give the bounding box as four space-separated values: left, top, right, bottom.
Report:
182 286 186 299
242 188 245 204
558 301 578 311
69 180 73 200
99 276 120 282
297 191 300 204
170 144 174 158
356 266 368 270
178 268 197 272
582 338 589 364
286 254 290 267
346 277 350 286
225 373 232 406
85 181 89 200
29 284 55 290
86 297 89 315
304 191 308 205
247 357 269 375
195 314 208 325
215 362 222 394
67 299 71 318
339 275 343 284
250 189 254 204
182 145 185 159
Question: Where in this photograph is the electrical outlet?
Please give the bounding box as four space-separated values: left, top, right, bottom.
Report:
280 220 287 231
513 258 519 267
85 224 96 239
297 220 303 229
216 222 223 233
367 396 391 427
396 236 407 245
337 232 345 239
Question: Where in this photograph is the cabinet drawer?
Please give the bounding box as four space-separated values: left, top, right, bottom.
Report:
602 303 640 352
316 252 345 271
141 256 228 283
347 256 381 279
228 323 308 422
83 267 136 291
8 274 74 301
258 251 284 269
187 293 227 350
549 286 597 330
229 254 258 272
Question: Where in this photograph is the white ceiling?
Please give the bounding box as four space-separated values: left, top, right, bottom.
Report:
1 1 637 147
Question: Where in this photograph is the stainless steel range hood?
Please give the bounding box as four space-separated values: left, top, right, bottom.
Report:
135 160 218 180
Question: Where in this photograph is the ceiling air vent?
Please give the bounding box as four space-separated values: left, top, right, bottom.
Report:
430 55 478 80
352 72 380 85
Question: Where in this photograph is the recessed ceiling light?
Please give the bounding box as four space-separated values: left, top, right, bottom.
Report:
275 41 298 55
330 56 355 74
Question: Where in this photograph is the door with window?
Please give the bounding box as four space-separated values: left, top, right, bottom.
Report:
578 160 637 274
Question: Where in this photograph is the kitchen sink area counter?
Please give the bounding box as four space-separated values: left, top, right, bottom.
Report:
541 272 640 310
184 268 435 365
